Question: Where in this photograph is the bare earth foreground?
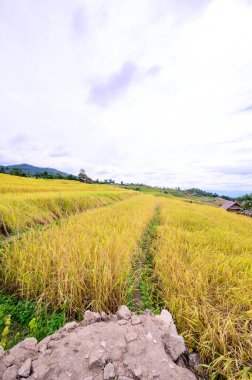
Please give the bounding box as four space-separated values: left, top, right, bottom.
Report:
0 306 198 380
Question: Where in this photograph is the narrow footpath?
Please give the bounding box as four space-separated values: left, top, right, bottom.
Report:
127 206 164 314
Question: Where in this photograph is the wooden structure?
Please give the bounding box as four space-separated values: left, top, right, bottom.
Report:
220 201 242 213
79 178 92 183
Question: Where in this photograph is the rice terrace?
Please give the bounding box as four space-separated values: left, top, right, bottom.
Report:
0 173 251 379
1 1 252 378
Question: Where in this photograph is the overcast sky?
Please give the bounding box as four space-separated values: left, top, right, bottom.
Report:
1 0 252 195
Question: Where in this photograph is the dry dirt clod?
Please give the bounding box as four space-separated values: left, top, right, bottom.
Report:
38 343 47 354
51 332 61 340
130 364 143 379
2 364 18 380
84 310 101 325
162 333 186 362
155 310 178 336
0 345 4 359
63 321 78 332
17 357 32 377
116 305 132 320
145 331 153 341
103 362 116 379
131 315 141 325
101 311 109 321
144 309 153 316
101 340 107 348
118 319 128 326
36 335 51 349
125 332 138 343
88 349 105 367
19 337 37 350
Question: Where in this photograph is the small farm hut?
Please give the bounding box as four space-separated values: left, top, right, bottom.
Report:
220 201 242 213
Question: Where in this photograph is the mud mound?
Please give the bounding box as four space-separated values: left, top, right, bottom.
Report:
0 306 198 380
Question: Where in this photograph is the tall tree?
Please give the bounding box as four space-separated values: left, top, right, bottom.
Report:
78 169 92 182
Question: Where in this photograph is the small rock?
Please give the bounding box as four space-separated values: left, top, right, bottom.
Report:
88 349 105 367
104 362 116 379
130 364 142 379
162 333 186 361
3 354 15 367
51 332 61 340
156 310 178 336
84 310 101 325
3 364 18 380
110 347 123 361
101 340 107 348
116 305 132 320
48 340 58 349
43 348 52 356
84 377 93 380
144 309 153 316
118 319 128 326
39 344 47 354
18 337 37 350
0 344 4 358
17 358 32 378
125 332 138 343
131 315 141 325
101 311 109 321
36 335 51 349
32 366 51 379
117 337 127 350
63 321 78 332
8 337 37 362
145 331 153 341
189 353 200 369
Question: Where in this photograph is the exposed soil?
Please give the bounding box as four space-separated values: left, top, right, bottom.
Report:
0 306 199 380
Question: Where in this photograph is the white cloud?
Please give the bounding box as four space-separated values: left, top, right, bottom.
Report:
0 0 252 195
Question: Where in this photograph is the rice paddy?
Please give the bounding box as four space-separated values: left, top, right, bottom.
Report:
0 174 251 378
0 173 123 193
1 193 157 313
152 198 252 379
0 174 133 234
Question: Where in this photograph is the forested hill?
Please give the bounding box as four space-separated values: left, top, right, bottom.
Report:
0 163 69 177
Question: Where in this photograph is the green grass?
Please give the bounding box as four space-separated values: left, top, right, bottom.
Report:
121 184 187 198
126 207 165 314
0 292 67 350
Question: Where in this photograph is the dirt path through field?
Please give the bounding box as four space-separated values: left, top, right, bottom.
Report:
128 206 164 313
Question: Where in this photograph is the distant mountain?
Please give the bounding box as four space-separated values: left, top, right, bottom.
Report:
0 163 69 176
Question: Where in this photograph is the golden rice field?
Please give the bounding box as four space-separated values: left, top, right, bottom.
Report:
0 173 122 193
1 195 157 313
0 174 133 234
1 174 251 378
153 198 252 379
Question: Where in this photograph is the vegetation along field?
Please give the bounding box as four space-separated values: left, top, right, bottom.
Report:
0 174 251 379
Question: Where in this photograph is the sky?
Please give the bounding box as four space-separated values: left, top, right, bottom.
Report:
0 0 252 196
